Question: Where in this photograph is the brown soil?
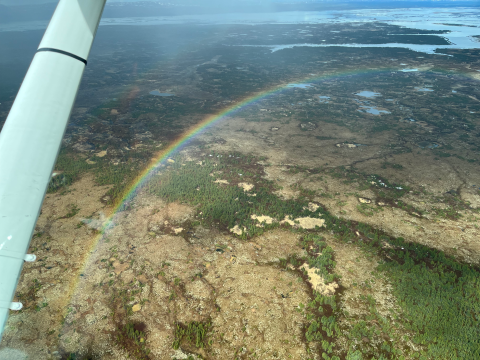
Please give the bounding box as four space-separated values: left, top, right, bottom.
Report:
1 184 316 360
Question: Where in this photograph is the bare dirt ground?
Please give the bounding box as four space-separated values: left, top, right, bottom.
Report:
0 181 317 359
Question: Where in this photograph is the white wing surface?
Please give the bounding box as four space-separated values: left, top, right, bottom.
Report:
0 0 107 340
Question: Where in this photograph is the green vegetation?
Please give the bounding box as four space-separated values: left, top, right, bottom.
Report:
34 302 48 312
342 291 408 359
148 154 323 239
49 146 156 205
299 230 480 359
63 203 80 219
302 235 342 359
47 149 95 192
433 150 452 158
357 203 383 217
432 206 462 220
378 237 480 359
123 322 147 346
64 353 95 360
173 321 212 351
370 122 396 134
115 322 151 359
48 173 67 192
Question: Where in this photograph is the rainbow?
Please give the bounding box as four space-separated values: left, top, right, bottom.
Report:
92 65 464 236
108 67 400 215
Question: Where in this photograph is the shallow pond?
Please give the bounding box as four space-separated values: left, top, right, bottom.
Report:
355 91 381 98
358 106 391 115
415 87 434 92
287 83 313 89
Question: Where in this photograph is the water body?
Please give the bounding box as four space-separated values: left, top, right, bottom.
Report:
150 91 175 96
415 87 434 92
287 83 313 89
401 68 419 72
358 106 391 115
355 91 381 98
2 8 480 57
235 40 472 55
218 8 480 57
319 95 330 103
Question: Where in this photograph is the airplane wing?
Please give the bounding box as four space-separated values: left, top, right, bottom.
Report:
0 0 107 340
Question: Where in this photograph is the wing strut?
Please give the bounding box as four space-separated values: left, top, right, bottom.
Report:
0 0 107 340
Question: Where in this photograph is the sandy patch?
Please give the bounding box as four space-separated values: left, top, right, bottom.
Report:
251 214 275 224
214 179 229 185
173 227 184 235
295 217 325 229
95 150 107 158
238 182 254 192
270 215 325 229
304 202 320 212
229 225 245 235
280 215 295 226
300 263 339 296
